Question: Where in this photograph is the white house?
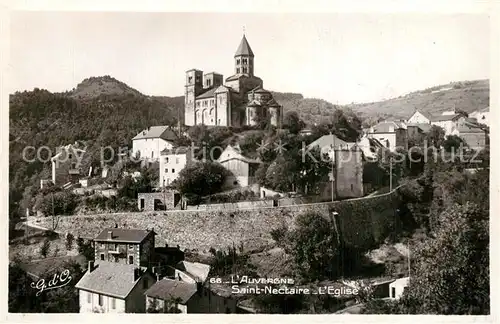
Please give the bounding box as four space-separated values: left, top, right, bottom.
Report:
366 121 407 152
217 145 261 187
389 277 410 300
469 107 489 127
132 126 177 162
159 146 194 187
406 110 431 124
430 114 464 136
75 261 155 313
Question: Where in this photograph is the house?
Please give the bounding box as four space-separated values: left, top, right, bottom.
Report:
406 123 431 146
430 113 464 136
75 261 155 313
455 121 486 151
132 126 177 162
307 136 364 200
356 134 384 159
406 110 432 124
145 278 198 313
50 142 87 186
366 121 407 152
159 146 194 187
469 107 489 127
94 228 156 268
217 144 261 187
389 277 410 300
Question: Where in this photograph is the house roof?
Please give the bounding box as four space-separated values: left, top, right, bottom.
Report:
480 107 489 112
234 34 254 57
457 123 485 134
161 146 191 155
75 263 148 299
431 114 461 122
218 145 261 164
370 121 405 133
308 134 354 150
132 126 177 141
196 88 217 99
409 109 433 121
176 261 210 283
144 278 197 304
94 228 154 243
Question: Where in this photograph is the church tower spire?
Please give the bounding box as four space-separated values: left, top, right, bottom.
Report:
234 33 254 77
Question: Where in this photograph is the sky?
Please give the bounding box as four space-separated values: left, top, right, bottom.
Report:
8 11 490 104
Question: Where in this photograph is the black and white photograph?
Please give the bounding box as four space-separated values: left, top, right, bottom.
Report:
4 1 495 318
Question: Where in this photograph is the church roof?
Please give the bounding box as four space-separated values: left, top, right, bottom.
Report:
267 98 280 107
225 74 245 82
248 100 261 107
196 88 217 99
235 35 254 57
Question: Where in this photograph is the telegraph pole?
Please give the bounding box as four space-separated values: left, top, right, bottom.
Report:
389 156 393 191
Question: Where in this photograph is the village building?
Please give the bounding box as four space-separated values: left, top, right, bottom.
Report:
366 121 408 152
75 261 154 313
389 277 410 300
406 123 431 146
406 110 432 124
469 106 490 127
50 142 87 187
455 120 487 150
217 144 261 188
430 113 464 136
159 146 194 187
306 134 364 200
184 34 282 128
94 228 156 268
131 126 177 162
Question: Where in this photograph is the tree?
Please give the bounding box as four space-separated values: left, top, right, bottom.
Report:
40 239 51 258
289 212 340 281
443 135 466 152
65 233 75 251
426 125 445 148
283 111 305 135
174 161 228 197
400 202 489 314
265 155 299 192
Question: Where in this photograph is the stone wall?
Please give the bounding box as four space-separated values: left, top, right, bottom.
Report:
38 187 403 253
137 191 180 211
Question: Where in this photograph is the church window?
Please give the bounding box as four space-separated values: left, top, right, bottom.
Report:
236 68 240 74
211 99 214 105
243 67 248 73
236 59 240 65
188 76 193 83
196 102 200 107
242 58 248 64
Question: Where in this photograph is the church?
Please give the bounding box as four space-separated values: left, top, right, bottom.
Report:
184 34 283 128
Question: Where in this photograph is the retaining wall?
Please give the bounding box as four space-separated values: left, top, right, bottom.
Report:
36 187 402 253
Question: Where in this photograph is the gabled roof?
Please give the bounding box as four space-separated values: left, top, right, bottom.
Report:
196 87 217 99
75 263 149 299
409 109 432 121
176 261 211 283
457 123 485 134
218 145 261 164
235 34 254 57
132 126 177 141
267 98 280 107
370 121 405 133
225 74 245 82
247 100 261 107
94 228 154 243
308 134 354 150
144 278 197 304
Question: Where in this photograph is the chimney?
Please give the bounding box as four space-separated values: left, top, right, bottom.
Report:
165 242 169 248
88 261 95 273
114 223 118 228
107 230 113 240
134 268 141 281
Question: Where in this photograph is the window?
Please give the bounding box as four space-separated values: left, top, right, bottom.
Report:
87 292 91 303
111 297 116 309
196 102 200 107
166 157 169 163
175 158 179 164
143 278 149 289
100 253 104 261
236 68 240 74
71 162 77 169
129 244 134 249
98 294 103 306
165 168 168 173
172 169 175 173
151 151 154 159
129 255 134 265
243 67 248 73
188 76 193 83
218 119 221 124
211 99 214 105
114 243 118 250
69 153 73 159
391 287 396 298
236 59 240 64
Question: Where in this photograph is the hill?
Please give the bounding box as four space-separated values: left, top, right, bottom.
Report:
348 79 489 122
68 75 144 99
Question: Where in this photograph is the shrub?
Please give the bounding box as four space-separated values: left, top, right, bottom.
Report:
40 239 51 258
65 233 74 251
